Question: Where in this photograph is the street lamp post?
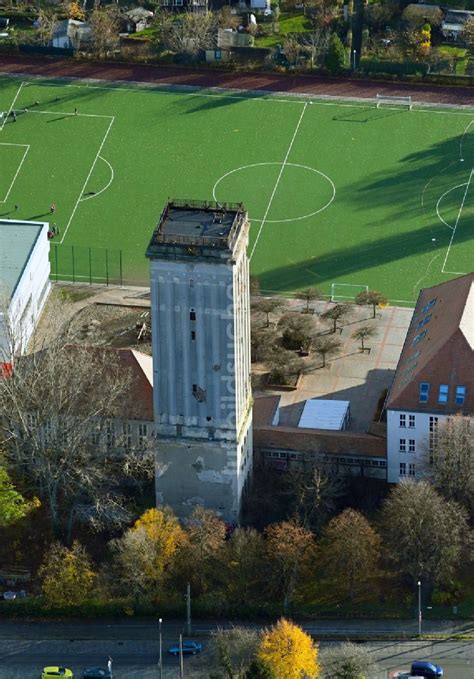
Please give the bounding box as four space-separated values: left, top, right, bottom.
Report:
352 49 357 70
417 580 422 636
158 617 163 679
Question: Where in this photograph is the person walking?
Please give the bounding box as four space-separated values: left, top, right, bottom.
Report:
14 204 18 212
50 203 56 213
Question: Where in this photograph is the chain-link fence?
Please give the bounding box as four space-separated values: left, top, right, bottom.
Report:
49 244 149 287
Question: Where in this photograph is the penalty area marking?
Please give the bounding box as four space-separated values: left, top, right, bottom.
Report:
59 116 115 244
212 162 336 224
435 182 469 230
79 155 114 202
0 143 30 203
0 81 25 132
441 167 473 274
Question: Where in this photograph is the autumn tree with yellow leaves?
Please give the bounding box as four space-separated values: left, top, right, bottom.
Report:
258 618 320 679
39 541 95 607
68 1 85 21
111 507 186 599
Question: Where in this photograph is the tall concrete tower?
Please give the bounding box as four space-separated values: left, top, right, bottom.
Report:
146 199 253 522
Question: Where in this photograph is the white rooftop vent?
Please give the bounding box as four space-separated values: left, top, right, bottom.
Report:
298 399 350 431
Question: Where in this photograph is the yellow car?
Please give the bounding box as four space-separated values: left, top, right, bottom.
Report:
41 668 74 679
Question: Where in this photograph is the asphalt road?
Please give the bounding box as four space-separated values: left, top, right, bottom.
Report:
0 622 473 678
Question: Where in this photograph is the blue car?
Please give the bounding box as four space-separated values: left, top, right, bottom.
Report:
411 660 443 677
168 641 202 656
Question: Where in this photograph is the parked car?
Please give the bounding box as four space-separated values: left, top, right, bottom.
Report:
41 668 74 678
168 641 202 656
411 660 443 677
82 669 112 678
2 589 27 600
2 591 16 600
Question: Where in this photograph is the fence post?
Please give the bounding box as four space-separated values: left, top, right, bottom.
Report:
89 247 92 285
72 245 75 284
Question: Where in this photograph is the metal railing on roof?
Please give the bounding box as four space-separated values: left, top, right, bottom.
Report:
154 199 247 250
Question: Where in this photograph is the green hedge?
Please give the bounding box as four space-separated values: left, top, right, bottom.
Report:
360 59 430 76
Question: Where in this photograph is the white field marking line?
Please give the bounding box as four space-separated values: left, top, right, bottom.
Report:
0 144 30 203
79 155 114 202
412 252 440 297
0 80 25 131
459 119 473 159
436 182 468 230
213 162 335 224
421 160 458 209
65 83 306 105
4 74 474 114
4 72 474 113
442 269 468 275
28 109 114 119
59 116 115 244
249 103 307 260
441 167 473 273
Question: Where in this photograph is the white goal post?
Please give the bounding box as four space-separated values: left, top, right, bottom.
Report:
376 93 413 110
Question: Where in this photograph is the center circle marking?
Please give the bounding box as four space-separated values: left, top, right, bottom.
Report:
212 162 336 224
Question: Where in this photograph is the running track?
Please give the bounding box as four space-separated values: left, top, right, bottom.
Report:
0 54 473 105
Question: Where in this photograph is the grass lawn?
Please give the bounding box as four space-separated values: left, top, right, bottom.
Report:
0 76 473 304
255 12 311 48
437 45 469 75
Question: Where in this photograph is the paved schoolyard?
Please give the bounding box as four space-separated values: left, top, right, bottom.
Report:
267 299 414 433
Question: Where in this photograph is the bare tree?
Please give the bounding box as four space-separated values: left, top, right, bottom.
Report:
88 5 121 58
160 11 218 56
285 460 345 531
355 290 388 318
279 313 317 352
36 9 58 46
207 626 260 679
296 287 323 314
351 324 377 352
424 415 474 518
364 3 395 34
251 325 278 364
313 336 341 368
321 641 379 679
464 17 474 47
266 348 304 385
380 479 470 587
283 36 304 66
0 336 153 543
300 26 330 68
309 0 340 29
251 297 285 328
321 303 352 334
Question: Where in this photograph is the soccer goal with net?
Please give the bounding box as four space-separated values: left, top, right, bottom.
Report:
376 94 413 110
330 283 369 303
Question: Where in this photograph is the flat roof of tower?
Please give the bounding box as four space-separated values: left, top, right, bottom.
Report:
146 199 248 260
0 220 48 300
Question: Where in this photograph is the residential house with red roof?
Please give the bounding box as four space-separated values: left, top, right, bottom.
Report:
385 273 474 483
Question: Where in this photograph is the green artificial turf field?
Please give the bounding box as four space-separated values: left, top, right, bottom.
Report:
0 76 473 304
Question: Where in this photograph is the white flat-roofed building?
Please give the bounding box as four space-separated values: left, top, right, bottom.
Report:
0 220 50 361
298 399 351 431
